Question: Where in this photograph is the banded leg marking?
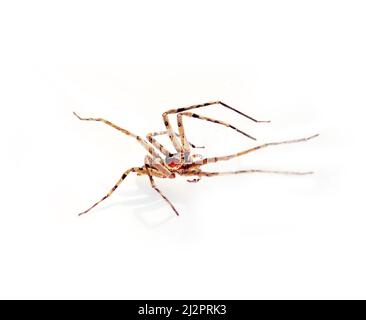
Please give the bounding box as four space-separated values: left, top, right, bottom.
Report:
196 134 320 166
178 111 256 141
144 162 179 216
146 131 204 158
78 167 141 216
74 112 162 160
195 169 314 177
165 100 270 123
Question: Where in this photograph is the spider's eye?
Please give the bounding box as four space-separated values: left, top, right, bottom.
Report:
166 156 181 168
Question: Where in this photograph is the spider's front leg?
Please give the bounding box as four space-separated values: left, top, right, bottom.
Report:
73 112 163 161
161 112 200 165
77 166 142 216
162 100 270 152
176 113 192 163
144 156 180 216
146 131 204 158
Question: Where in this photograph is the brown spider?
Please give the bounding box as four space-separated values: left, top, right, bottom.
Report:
73 101 318 216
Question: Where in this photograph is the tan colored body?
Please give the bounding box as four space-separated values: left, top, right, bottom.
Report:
74 101 318 216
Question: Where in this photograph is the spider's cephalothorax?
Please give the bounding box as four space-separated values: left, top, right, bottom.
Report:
74 100 318 216
165 154 183 169
165 152 194 170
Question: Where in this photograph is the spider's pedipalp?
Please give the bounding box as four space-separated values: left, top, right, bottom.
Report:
187 178 201 183
144 155 173 178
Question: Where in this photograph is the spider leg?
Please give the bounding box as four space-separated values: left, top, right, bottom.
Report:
162 100 267 157
194 169 314 177
77 167 142 216
146 131 204 157
162 114 183 155
195 134 319 166
178 112 256 141
144 161 180 216
176 113 192 161
164 100 270 123
73 112 162 160
144 155 172 178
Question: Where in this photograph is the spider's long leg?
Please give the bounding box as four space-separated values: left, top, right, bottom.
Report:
177 113 192 160
178 112 257 141
147 131 174 157
162 101 267 156
195 134 319 166
73 112 162 160
145 163 179 216
162 114 183 155
193 169 314 177
146 131 204 157
77 167 141 216
164 100 270 123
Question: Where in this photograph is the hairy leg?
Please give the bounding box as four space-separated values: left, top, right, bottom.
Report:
77 167 142 216
164 100 270 123
177 112 256 141
194 169 314 177
161 100 269 159
144 155 172 178
195 134 319 165
146 130 204 158
74 112 162 160
144 163 179 216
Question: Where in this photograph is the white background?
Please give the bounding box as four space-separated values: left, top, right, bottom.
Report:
0 1 365 299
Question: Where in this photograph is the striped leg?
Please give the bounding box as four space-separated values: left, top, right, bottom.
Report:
195 134 319 166
164 100 270 123
145 162 179 216
146 131 204 158
78 167 141 216
162 100 268 159
178 112 256 141
144 155 172 178
195 169 314 177
177 113 192 159
73 112 162 160
162 113 183 155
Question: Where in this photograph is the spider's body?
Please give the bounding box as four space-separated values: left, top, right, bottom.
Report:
165 154 185 169
74 101 318 216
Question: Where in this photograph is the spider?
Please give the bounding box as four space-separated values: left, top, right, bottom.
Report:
73 101 318 216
